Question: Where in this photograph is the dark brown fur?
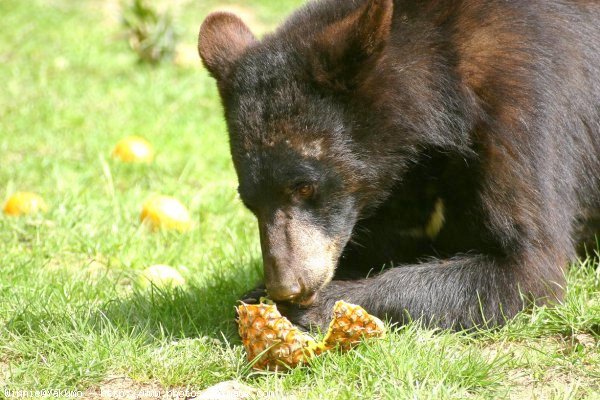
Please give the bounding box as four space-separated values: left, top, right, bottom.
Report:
198 0 600 330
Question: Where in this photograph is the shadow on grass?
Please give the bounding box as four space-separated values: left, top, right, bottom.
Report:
95 274 257 343
3 266 260 349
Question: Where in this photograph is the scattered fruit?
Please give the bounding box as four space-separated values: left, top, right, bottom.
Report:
237 300 385 371
112 136 154 163
3 192 48 216
140 195 191 231
137 264 186 289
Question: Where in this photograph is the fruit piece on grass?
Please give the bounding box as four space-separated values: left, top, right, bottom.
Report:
237 303 319 370
237 300 385 371
140 195 191 232
3 192 48 216
137 264 186 289
322 301 386 351
112 136 154 163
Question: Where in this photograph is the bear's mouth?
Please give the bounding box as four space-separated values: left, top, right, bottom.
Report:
293 290 318 307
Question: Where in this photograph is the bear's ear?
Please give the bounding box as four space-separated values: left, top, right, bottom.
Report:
198 12 257 82
310 0 393 91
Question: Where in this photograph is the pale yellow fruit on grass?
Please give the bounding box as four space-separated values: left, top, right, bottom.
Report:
137 264 186 289
112 136 154 163
140 195 192 231
3 192 48 216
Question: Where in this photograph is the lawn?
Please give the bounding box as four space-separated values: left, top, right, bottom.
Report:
0 0 598 399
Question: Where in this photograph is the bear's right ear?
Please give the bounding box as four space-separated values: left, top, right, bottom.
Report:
198 12 257 82
309 0 393 91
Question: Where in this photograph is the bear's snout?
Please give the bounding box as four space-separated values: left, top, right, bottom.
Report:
259 210 339 303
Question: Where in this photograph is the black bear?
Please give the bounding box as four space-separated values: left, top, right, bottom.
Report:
198 0 600 330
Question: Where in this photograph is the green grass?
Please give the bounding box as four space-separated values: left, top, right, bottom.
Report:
0 0 598 398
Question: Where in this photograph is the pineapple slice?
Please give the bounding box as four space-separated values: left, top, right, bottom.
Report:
237 302 317 370
323 301 386 351
237 300 385 370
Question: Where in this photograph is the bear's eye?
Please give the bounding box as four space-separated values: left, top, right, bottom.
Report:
295 183 315 199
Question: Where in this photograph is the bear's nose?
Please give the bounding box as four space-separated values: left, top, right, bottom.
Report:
267 283 302 301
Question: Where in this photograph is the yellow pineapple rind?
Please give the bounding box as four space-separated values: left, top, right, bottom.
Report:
237 302 317 370
237 300 385 371
321 301 385 351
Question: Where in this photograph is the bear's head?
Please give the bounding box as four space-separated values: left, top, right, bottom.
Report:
198 0 406 305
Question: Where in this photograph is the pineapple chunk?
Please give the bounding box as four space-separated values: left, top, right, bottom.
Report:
323 301 386 351
237 300 385 370
237 303 317 370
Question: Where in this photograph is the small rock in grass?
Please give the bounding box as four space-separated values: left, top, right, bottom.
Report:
192 380 256 400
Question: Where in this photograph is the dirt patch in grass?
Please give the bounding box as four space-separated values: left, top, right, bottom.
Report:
480 335 599 399
85 376 175 399
84 377 258 400
506 367 595 400
0 360 10 386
